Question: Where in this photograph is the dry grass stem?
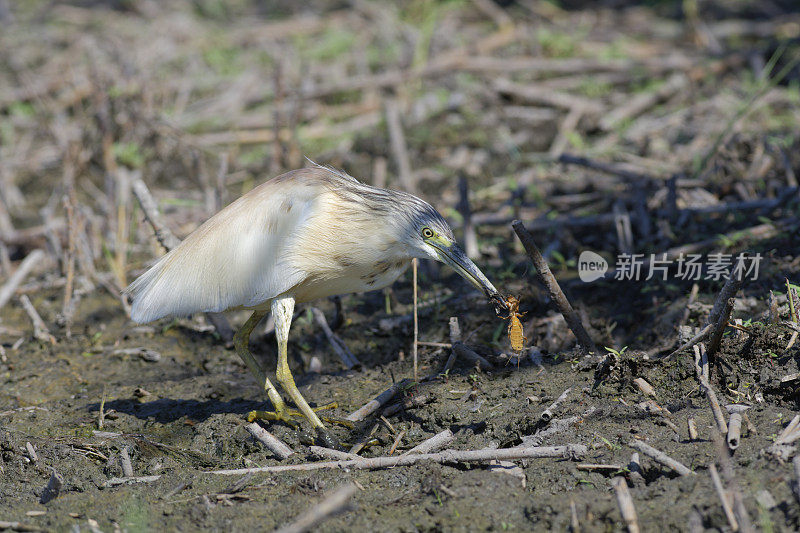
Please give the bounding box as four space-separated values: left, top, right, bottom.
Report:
630 440 694 476
612 476 640 533
405 429 454 455
541 387 571 422
275 483 357 533
345 379 412 422
511 220 596 353
205 444 588 476
0 248 45 311
18 295 55 344
245 422 294 460
709 463 738 531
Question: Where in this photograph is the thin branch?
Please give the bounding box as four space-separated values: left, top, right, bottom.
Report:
541 388 571 422
19 295 55 344
511 220 596 353
345 379 412 422
612 477 640 533
0 249 45 311
405 429 454 455
245 422 294 460
311 307 360 369
275 483 357 533
204 444 588 476
630 440 694 476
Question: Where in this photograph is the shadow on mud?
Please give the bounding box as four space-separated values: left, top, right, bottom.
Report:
85 397 265 423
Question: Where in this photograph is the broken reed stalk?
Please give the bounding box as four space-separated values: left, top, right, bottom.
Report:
308 446 360 461
557 153 654 183
405 429 454 455
384 96 416 194
458 177 479 258
688 417 699 441
727 413 743 450
311 307 360 369
664 271 745 360
381 391 434 417
541 387 571 422
709 463 739 531
102 475 161 488
704 381 728 434
61 193 77 338
511 220 596 353
708 297 735 359
345 379 412 422
19 294 55 344
119 446 134 477
627 453 646 486
245 422 294 460
40 469 63 504
452 342 494 371
204 444 588 476
388 429 405 455
693 344 709 382
713 432 754 533
630 440 694 476
0 248 45 311
441 316 461 373
612 477 640 533
25 442 38 463
577 463 625 472
130 177 181 250
275 483 357 533
570 499 580 533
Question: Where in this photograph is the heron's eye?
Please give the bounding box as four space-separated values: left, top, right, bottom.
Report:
421 227 434 239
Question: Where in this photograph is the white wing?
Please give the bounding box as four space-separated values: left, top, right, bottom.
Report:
126 173 320 323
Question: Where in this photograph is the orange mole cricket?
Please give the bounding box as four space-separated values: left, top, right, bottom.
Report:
501 295 526 353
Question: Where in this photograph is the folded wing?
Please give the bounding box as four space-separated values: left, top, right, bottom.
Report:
126 172 319 323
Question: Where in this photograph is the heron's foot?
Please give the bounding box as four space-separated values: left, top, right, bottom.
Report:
246 406 302 428
246 402 353 429
310 402 355 429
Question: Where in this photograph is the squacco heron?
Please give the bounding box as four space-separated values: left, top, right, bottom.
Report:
126 163 501 447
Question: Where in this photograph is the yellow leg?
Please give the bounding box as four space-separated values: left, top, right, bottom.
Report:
235 310 293 425
272 297 341 447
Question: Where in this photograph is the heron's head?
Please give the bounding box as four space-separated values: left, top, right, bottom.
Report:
391 192 500 301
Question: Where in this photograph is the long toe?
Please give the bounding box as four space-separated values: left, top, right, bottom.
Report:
246 409 299 429
318 415 355 429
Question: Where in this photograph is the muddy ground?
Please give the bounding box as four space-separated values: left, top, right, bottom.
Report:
4 269 800 532
2 1 800 532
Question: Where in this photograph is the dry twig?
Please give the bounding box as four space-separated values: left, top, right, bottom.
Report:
18 295 55 344
0 248 45 311
630 440 694 476
511 220 596 353
346 379 412 422
612 477 640 533
245 422 294 460
311 307 360 369
541 387 571 422
405 429 454 455
275 483 357 533
205 444 588 476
